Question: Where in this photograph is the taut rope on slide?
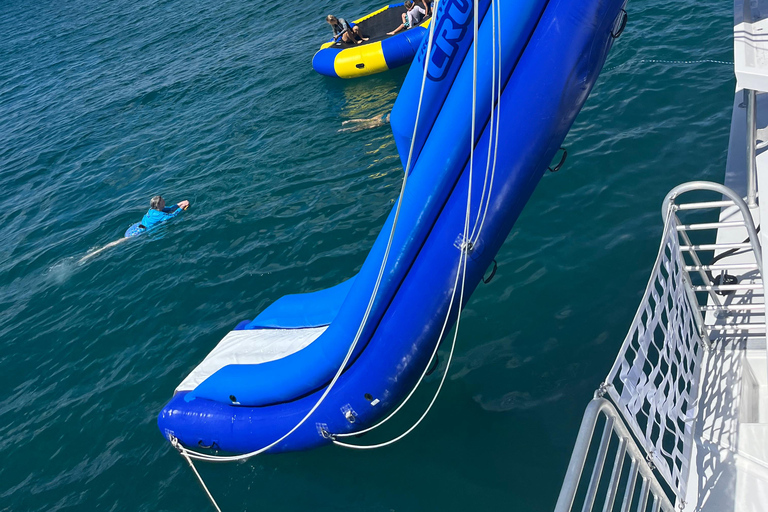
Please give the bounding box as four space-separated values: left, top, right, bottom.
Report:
169 2 453 506
164 0 626 507
333 0 503 449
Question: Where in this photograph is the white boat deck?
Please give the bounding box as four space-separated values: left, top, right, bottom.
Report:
682 84 768 511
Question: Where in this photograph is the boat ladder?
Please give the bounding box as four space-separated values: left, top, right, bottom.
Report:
554 182 763 512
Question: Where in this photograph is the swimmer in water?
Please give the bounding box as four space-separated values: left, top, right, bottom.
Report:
79 195 190 263
134 196 190 233
338 112 391 133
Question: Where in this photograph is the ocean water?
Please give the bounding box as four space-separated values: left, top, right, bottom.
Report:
0 0 735 510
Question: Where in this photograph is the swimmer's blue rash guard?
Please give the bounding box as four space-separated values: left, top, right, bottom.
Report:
140 205 183 230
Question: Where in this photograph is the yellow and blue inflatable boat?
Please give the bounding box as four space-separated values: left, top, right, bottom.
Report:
312 3 431 79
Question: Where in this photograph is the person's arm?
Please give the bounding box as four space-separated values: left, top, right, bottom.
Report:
161 200 189 215
341 19 353 36
418 0 429 15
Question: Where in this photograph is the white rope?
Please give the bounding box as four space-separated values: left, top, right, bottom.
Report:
331 234 470 449
335 0 503 442
470 0 502 245
172 0 443 464
171 436 222 512
333 0 487 449
602 58 732 73
468 0 496 242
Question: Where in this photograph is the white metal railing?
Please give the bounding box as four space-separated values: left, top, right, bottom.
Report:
555 182 763 511
554 399 675 512
601 209 704 502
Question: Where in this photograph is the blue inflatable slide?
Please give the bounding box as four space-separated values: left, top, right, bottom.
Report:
159 0 628 455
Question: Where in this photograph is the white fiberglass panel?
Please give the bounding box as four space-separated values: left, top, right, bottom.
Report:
176 326 328 392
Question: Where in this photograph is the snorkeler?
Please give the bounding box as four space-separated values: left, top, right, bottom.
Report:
79 195 190 263
134 195 190 233
338 112 391 133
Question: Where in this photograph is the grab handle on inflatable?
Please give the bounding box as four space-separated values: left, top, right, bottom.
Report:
548 147 568 173
611 9 627 39
482 259 498 284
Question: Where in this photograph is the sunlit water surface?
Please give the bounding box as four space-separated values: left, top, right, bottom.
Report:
0 0 734 510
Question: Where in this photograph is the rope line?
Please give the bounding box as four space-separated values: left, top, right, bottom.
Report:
469 0 498 243
331 2 478 444
470 0 502 245
171 436 222 512
171 0 444 465
602 58 733 73
335 0 504 443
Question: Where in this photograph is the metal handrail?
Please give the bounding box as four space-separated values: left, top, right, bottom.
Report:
662 181 762 274
554 398 676 512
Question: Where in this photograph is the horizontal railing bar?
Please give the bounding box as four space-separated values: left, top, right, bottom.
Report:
700 304 765 311
686 264 758 271
674 200 735 210
677 220 745 231
707 326 766 333
708 321 766 328
693 284 762 291
681 243 752 251
708 321 766 327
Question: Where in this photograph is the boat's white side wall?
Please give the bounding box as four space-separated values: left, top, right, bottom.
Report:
734 0 768 93
682 84 768 512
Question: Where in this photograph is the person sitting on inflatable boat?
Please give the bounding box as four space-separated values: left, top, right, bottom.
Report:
387 1 426 36
137 196 189 232
326 15 368 44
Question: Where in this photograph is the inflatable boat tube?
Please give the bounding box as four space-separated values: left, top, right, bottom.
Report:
159 0 628 454
312 3 431 79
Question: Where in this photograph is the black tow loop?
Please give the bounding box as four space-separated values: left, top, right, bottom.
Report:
704 225 760 295
425 354 440 376
482 259 498 284
712 273 738 296
548 148 567 173
612 9 628 39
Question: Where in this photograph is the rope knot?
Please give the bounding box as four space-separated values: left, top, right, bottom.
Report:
646 451 657 472
594 382 611 398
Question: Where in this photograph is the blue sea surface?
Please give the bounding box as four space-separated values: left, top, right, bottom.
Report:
0 0 734 510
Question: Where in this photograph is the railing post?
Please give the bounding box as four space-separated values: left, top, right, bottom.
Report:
746 89 758 208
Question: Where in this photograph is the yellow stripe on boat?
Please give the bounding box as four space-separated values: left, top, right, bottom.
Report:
334 42 389 78
353 5 389 23
311 3 431 79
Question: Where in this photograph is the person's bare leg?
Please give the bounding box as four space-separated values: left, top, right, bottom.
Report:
388 16 407 36
353 26 368 42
